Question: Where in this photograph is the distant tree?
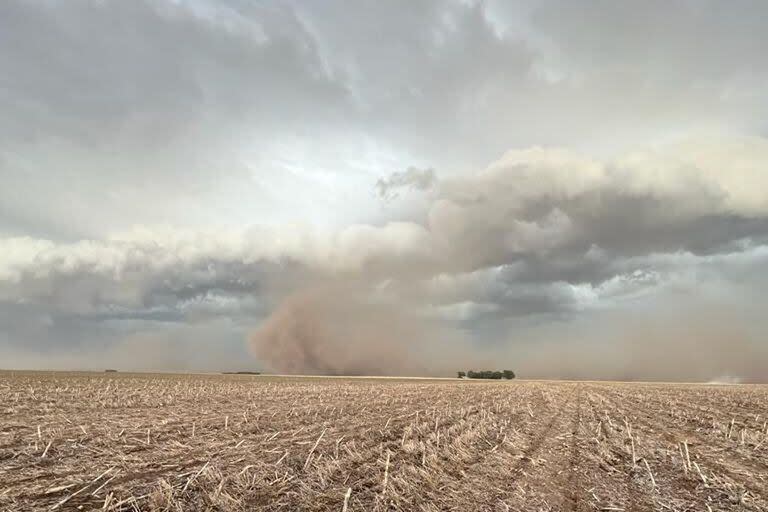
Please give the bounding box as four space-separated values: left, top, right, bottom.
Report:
463 369 515 380
457 371 466 379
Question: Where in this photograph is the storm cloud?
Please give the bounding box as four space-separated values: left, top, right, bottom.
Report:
2 0 768 380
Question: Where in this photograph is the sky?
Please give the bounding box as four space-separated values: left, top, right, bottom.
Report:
2 0 768 380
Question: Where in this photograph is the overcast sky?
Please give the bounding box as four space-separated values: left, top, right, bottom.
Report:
2 0 768 380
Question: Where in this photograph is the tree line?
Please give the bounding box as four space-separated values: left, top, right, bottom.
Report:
457 370 515 380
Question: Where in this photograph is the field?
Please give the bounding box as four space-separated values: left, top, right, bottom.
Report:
1 372 767 511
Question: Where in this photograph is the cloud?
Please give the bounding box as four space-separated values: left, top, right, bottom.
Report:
249 283 477 376
4 0 768 239
507 299 768 383
4 137 768 295
0 316 251 372
429 138 768 272
3 1 768 379
3 137 768 378
375 167 437 201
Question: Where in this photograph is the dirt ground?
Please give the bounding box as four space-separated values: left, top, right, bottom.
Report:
1 371 767 511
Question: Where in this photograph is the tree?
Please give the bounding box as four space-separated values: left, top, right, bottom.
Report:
462 369 515 380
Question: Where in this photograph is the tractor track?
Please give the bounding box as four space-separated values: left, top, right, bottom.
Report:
565 386 589 512
507 386 576 483
583 390 655 512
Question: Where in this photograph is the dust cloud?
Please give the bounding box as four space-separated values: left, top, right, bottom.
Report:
247 142 768 382
249 284 486 376
509 303 768 383
249 283 768 381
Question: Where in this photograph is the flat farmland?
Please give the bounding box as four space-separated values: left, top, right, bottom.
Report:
1 372 767 511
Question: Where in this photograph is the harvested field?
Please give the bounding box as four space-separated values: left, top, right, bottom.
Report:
1 372 767 511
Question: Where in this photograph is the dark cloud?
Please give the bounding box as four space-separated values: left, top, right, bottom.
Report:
2 1 768 379
376 167 436 201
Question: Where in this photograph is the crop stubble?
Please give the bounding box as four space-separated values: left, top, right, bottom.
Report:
1 372 767 511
